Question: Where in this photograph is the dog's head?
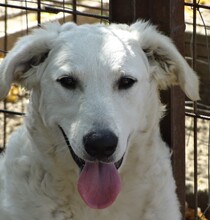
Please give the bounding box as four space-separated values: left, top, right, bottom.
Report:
0 21 199 209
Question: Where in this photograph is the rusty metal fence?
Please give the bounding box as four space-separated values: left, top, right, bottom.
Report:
184 1 210 220
0 1 210 220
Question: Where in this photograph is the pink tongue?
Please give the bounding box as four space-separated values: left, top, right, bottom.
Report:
77 162 121 209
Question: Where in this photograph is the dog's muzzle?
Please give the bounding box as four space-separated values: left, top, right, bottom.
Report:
58 125 124 209
58 125 124 170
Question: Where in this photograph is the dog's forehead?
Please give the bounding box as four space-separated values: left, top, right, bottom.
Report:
49 24 149 79
59 25 134 56
61 24 133 44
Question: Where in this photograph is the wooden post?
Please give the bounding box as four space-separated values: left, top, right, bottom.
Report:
110 0 186 219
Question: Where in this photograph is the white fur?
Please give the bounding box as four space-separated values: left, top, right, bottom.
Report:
0 21 199 220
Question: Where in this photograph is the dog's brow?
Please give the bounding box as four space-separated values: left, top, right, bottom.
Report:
57 73 76 80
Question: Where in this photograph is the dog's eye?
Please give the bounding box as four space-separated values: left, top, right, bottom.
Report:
118 76 137 90
57 76 78 90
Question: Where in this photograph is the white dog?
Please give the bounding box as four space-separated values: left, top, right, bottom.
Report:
0 21 199 220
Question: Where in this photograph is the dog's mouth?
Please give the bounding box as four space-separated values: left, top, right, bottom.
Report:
59 125 123 209
70 147 124 171
58 125 124 170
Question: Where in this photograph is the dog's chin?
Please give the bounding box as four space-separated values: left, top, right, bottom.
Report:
58 125 124 171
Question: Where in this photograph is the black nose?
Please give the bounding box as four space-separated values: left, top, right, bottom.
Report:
83 130 118 160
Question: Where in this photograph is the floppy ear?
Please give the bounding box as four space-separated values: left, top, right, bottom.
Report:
0 22 76 100
131 21 200 101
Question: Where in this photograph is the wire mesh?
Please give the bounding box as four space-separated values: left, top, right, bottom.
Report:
185 0 210 219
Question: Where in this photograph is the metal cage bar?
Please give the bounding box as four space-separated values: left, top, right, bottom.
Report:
184 1 210 219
